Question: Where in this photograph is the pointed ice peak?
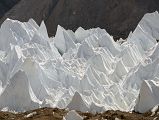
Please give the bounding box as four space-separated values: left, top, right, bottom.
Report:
75 27 90 43
77 41 94 60
0 70 40 112
135 80 159 113
54 25 76 54
63 110 83 120
0 19 32 51
127 11 159 52
39 21 48 38
98 31 121 56
30 21 50 48
67 92 89 112
28 19 39 30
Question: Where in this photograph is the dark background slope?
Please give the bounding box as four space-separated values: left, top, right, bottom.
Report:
0 0 159 39
0 0 59 25
0 0 20 18
46 0 159 39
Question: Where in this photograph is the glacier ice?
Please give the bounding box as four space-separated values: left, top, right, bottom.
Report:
63 110 83 120
67 92 89 112
0 12 159 113
135 80 159 113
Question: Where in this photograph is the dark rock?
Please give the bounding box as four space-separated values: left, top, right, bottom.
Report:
0 0 20 18
0 0 159 40
46 0 159 39
0 0 58 25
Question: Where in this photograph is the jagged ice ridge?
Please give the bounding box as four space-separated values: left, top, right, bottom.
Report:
0 12 159 113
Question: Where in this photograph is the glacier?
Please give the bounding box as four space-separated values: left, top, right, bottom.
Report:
0 11 158 113
63 110 83 120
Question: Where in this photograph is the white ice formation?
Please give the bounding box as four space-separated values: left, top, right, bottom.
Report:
135 80 159 113
0 11 158 113
63 110 83 120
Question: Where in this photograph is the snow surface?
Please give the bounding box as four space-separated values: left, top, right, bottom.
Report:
0 12 159 113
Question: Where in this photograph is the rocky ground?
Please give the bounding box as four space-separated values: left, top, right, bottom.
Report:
0 107 158 120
